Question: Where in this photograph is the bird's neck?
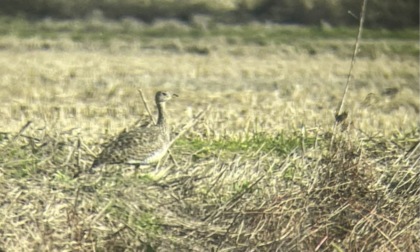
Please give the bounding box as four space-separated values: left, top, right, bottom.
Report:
156 102 167 126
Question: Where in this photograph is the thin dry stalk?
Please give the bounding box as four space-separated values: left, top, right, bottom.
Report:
137 89 156 124
10 120 32 143
336 0 368 116
330 0 368 150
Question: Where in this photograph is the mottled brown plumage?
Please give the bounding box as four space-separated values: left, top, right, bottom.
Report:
91 91 177 169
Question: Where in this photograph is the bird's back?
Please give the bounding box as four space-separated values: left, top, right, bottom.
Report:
91 124 170 168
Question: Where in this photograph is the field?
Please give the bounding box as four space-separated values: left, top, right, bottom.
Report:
0 18 419 251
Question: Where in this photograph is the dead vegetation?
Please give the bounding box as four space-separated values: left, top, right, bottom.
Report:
0 22 419 251
1 125 418 251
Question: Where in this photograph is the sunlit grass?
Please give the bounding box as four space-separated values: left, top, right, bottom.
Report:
0 19 418 251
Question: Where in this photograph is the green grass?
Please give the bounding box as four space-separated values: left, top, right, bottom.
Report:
175 131 316 160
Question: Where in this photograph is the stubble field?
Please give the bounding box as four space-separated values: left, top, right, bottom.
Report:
0 18 419 251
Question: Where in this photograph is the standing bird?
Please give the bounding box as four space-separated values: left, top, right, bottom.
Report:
91 91 177 170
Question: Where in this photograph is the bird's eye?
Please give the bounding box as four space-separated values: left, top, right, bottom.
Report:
162 92 167 96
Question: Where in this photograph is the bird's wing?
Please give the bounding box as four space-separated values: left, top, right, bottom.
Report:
93 126 167 167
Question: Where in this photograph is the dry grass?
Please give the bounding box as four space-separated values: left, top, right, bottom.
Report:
0 22 419 251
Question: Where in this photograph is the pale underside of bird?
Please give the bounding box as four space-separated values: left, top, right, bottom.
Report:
90 91 176 170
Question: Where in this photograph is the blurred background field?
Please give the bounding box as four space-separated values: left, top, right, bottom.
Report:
0 1 419 251
0 17 418 139
1 0 418 28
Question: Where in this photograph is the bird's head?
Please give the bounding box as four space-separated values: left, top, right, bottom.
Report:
155 91 178 104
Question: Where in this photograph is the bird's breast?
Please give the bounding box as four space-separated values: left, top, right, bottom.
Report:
143 145 169 164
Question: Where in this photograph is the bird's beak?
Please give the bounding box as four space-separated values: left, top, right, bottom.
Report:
172 93 179 98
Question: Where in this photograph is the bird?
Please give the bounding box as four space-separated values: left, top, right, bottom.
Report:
90 91 177 170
